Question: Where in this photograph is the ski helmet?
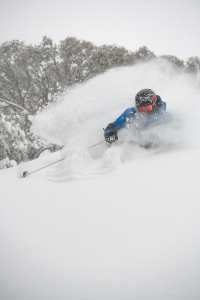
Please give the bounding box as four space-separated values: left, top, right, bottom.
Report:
135 89 157 113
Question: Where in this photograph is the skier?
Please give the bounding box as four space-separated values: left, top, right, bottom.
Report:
104 89 166 143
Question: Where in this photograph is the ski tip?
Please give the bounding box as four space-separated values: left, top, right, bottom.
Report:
21 171 29 178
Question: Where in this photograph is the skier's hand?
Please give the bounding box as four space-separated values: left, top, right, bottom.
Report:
104 123 118 144
105 132 118 144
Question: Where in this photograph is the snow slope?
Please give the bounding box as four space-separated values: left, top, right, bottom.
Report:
1 60 200 300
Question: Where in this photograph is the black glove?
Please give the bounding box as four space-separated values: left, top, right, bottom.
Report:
104 123 118 144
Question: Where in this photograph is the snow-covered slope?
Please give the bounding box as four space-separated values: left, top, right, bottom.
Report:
1 60 200 300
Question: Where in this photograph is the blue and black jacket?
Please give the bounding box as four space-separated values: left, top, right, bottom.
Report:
104 95 166 139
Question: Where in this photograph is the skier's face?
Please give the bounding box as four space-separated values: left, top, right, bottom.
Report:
137 95 157 113
138 104 154 113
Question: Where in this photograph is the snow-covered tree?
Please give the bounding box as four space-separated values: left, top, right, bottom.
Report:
160 55 184 70
185 56 200 74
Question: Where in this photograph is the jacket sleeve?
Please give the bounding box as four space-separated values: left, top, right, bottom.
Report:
104 107 136 136
114 107 136 130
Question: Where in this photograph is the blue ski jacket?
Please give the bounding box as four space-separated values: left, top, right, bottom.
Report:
104 95 166 138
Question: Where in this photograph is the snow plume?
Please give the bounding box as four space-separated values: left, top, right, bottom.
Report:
32 58 200 179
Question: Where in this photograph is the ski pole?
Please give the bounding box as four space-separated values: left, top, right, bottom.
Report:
21 157 66 178
21 140 105 178
88 140 105 149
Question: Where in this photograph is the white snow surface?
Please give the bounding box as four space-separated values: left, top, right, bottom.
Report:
1 60 200 300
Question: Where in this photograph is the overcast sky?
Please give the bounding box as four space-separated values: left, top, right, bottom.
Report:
1 0 200 59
